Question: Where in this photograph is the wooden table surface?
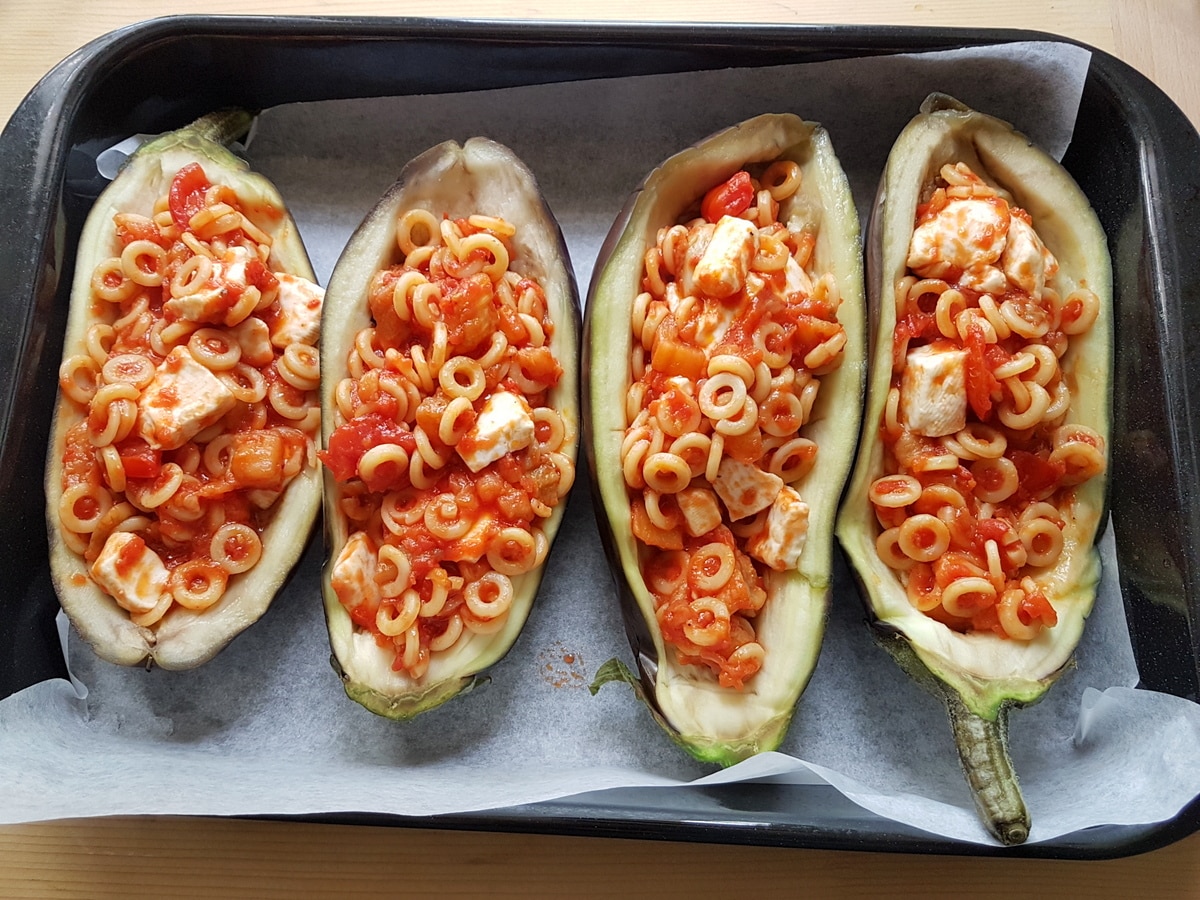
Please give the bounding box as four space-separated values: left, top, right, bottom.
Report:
2 1 1198 896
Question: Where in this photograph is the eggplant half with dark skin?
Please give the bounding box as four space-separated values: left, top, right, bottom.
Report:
836 95 1112 844
586 114 865 765
320 138 580 719
46 111 323 670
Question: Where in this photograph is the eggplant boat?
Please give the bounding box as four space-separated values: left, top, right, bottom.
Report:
46 111 324 669
586 114 865 764
836 95 1112 844
320 138 580 719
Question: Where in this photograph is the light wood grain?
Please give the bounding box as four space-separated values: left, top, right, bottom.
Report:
2 1 1199 896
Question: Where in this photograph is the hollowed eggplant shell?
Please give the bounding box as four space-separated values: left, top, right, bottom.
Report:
45 113 322 670
319 138 581 720
585 114 865 765
836 94 1112 843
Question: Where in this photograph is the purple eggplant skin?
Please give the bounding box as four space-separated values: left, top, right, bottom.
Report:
585 114 866 765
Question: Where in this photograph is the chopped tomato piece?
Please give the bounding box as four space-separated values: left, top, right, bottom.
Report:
319 414 412 489
962 317 999 420
701 171 754 223
115 438 161 480
169 163 210 231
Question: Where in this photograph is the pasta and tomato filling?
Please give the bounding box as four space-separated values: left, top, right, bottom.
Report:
870 162 1105 639
623 164 847 689
57 162 324 626
322 210 573 679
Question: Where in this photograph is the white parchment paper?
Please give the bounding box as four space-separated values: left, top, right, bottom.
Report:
5 41 1200 848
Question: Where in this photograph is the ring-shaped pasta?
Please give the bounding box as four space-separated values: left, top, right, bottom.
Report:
641 451 692 494
707 354 755 387
875 527 915 570
667 432 711 480
429 614 465 652
940 576 997 619
997 382 1050 431
377 589 421 636
977 293 1012 340
714 396 758 437
438 356 486 401
92 258 138 303
477 331 509 370
1020 517 1064 567
87 390 138 448
1061 288 1100 335
59 482 113 533
358 442 409 487
171 559 229 611
102 353 156 389
971 456 1019 504
438 396 476 446
487 527 539 576
992 352 1037 382
1000 298 1049 339
547 451 575 498
683 597 730 647
691 542 736 593
643 489 681 532
458 232 510 282
129 592 173 627
268 380 312 421
279 343 321 392
768 437 817 483
59 355 102 405
130 462 185 511
120 240 165 287
752 231 790 273
728 640 766 672
531 408 566 453
997 588 1042 640
381 490 424 534
98 445 128 493
897 513 951 563
85 323 116 366
868 474 922 508
396 208 440 256
169 254 213 299
935 289 968 339
883 386 903 436
759 389 803 438
698 373 747 421
1050 433 1106 485
210 522 263 574
425 494 469 540
647 549 688 595
1026 343 1059 386
762 159 802 201
421 568 457 618
955 422 1007 460
919 483 967 512
465 572 514 621
189 328 242 371
621 438 651 490
374 544 413 599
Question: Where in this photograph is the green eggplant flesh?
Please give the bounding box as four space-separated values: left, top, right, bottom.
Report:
45 111 322 670
319 138 581 720
585 114 865 765
836 94 1113 844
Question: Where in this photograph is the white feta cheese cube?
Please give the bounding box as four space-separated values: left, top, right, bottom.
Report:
270 273 324 349
138 346 237 450
744 485 810 571
900 343 968 438
330 532 380 612
90 531 171 614
693 215 757 299
1001 214 1059 299
784 255 814 297
676 486 723 537
164 246 255 326
457 390 535 473
229 315 274 367
958 264 1007 295
712 457 783 521
907 198 1010 279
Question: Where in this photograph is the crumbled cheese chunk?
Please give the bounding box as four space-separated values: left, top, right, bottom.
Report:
164 246 255 327
784 255 814 297
270 274 324 349
907 198 1010 279
138 346 237 450
457 390 535 473
676 486 723 537
744 485 810 571
90 531 171 614
693 215 758 299
330 532 380 612
444 514 497 563
958 264 1008 295
712 457 783 521
900 343 968 437
229 315 274 367
1001 214 1059 299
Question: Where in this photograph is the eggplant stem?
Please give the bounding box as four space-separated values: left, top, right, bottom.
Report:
185 109 255 147
946 694 1030 846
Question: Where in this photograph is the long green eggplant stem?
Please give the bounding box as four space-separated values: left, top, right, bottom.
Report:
184 109 254 147
946 694 1030 846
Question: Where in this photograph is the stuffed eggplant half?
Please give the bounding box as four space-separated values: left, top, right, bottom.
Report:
836 95 1112 844
320 138 580 719
46 111 324 669
586 114 865 765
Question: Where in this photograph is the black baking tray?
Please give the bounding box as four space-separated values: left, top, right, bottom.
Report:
2 16 1198 859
